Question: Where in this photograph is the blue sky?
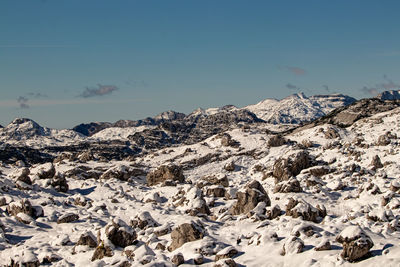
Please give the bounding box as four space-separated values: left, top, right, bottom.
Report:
1 0 400 128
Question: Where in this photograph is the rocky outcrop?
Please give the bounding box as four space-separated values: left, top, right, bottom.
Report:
147 165 185 186
231 180 270 215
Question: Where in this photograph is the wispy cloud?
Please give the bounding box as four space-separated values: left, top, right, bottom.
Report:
286 66 307 75
286 83 299 90
360 75 400 96
322 85 330 92
27 92 48 98
78 84 118 98
17 96 29 109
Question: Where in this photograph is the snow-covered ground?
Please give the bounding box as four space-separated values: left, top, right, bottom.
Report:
1 104 400 266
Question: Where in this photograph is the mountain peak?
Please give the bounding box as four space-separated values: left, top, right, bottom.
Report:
377 90 400 100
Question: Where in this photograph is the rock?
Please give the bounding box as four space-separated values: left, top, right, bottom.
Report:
174 187 211 216
214 258 237 267
7 199 35 218
15 212 34 224
130 211 160 230
266 205 282 220
123 246 136 260
214 246 238 261
224 161 236 172
36 163 56 179
51 172 69 192
91 241 114 261
171 253 185 266
376 133 391 146
314 238 331 251
285 198 326 223
147 164 185 186
206 186 226 198
231 180 270 215
281 236 304 255
13 167 32 185
76 231 97 248
100 165 145 181
105 219 137 248
194 254 204 265
199 174 229 188
390 180 400 192
307 166 332 177
220 133 239 147
336 226 374 262
57 213 79 224
273 151 313 182
324 127 340 139
267 135 287 147
11 250 40 267
274 178 302 193
168 222 205 251
370 155 383 170
154 224 172 237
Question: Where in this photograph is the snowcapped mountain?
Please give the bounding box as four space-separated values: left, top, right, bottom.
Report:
245 92 356 124
377 90 400 100
0 118 84 147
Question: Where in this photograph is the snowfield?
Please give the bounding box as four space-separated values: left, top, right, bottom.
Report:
0 94 400 266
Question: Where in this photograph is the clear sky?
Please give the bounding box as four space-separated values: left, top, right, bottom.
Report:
1 0 400 128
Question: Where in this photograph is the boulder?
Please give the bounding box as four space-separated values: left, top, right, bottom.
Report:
214 246 238 261
105 219 136 248
91 241 113 261
281 236 304 255
267 135 287 147
370 155 383 170
314 238 332 251
274 178 302 193
100 165 145 181
231 180 270 215
273 151 313 182
286 198 326 223
57 213 79 224
336 226 374 262
168 222 205 251
7 199 35 218
171 253 185 266
51 172 69 192
130 211 160 230
76 231 97 248
36 163 56 179
147 164 185 186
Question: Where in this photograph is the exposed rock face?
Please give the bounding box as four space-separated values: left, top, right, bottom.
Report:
285 198 326 223
231 180 270 215
168 222 205 251
105 219 137 248
147 165 185 186
273 151 313 182
336 226 374 262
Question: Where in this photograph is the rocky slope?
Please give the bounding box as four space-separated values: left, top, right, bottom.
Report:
0 92 399 266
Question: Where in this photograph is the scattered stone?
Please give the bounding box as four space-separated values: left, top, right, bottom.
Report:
91 241 114 261
214 258 237 267
36 163 56 179
224 161 236 172
336 226 374 262
267 135 287 147
370 155 383 170
51 172 69 192
194 254 204 265
7 199 35 218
